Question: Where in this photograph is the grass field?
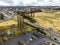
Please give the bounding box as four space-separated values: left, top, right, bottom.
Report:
34 12 60 33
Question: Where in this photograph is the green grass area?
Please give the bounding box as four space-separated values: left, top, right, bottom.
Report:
38 16 53 24
42 16 56 19
0 24 17 31
54 13 60 18
35 12 60 33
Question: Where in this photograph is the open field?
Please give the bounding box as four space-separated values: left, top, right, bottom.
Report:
0 12 60 33
34 12 60 33
0 20 17 27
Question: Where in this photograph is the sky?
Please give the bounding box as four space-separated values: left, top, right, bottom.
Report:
0 0 60 6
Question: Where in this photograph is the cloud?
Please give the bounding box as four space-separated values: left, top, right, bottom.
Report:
0 0 10 6
0 0 60 6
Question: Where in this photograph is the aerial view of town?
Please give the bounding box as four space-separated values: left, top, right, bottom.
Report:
0 6 60 45
0 0 60 45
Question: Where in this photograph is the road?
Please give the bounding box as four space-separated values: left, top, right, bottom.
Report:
51 31 60 38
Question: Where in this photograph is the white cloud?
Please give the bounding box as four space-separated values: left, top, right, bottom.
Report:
0 1 10 6
0 0 60 6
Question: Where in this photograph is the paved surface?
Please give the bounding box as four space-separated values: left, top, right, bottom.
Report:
0 30 60 45
51 31 60 38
